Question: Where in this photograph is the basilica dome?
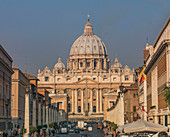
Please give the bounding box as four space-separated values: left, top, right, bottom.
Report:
111 57 122 68
70 17 108 59
54 58 65 69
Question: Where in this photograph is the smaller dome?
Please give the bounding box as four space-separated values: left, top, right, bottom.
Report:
54 58 65 69
111 57 122 68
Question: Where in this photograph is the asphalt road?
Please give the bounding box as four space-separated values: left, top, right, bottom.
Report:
49 124 105 137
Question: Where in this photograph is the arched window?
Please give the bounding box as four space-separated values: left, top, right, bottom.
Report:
45 77 49 82
93 106 96 112
68 103 71 112
78 106 81 113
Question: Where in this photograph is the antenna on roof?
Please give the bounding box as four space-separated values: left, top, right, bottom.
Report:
25 63 27 73
146 36 149 44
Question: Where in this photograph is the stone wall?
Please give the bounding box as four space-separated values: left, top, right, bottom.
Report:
106 93 124 126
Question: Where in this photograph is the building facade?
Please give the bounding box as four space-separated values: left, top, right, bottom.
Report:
37 17 136 121
144 17 170 126
0 45 13 133
11 67 30 130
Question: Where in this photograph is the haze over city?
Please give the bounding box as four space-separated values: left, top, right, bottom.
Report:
0 0 170 75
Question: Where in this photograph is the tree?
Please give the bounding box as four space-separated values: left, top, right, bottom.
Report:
30 126 37 137
49 122 54 128
164 83 170 107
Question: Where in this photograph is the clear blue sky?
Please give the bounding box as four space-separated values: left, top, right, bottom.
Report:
0 0 170 76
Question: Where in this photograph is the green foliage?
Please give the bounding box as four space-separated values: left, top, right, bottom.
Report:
105 121 118 131
64 89 67 94
30 126 37 134
49 122 54 128
37 125 43 134
43 124 47 128
164 83 170 106
110 122 118 131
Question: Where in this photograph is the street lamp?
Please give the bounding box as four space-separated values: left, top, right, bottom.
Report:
6 98 10 134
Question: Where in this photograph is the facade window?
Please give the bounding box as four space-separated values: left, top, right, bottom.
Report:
45 77 49 81
78 99 81 101
133 93 136 98
80 62 83 67
94 61 97 68
93 78 96 80
78 91 80 96
115 69 118 73
133 106 136 112
66 78 70 82
113 77 116 81
87 62 90 67
68 103 71 112
103 78 107 81
57 78 61 81
125 76 129 81
88 103 90 112
104 90 107 94
93 99 96 101
78 78 81 81
93 106 96 112
93 91 96 96
78 106 81 113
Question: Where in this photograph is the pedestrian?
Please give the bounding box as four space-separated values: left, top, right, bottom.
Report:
2 132 5 137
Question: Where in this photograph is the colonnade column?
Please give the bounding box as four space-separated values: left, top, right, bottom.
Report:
42 101 45 125
96 89 99 113
38 97 41 126
81 90 84 113
51 106 54 122
46 104 49 127
99 89 103 112
24 91 30 136
54 107 56 122
49 104 51 123
90 90 93 113
32 93 36 127
75 90 78 113
72 89 74 113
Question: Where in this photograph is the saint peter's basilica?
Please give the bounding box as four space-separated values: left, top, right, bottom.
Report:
37 17 135 121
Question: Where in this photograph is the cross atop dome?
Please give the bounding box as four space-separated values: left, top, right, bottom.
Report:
84 15 93 35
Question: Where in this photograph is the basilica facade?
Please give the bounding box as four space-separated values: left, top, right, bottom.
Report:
37 17 136 121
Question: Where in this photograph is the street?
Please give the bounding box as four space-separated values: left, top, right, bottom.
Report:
48 124 105 137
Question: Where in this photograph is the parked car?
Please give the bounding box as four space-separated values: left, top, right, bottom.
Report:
60 127 68 134
75 128 80 133
69 128 75 133
80 134 89 137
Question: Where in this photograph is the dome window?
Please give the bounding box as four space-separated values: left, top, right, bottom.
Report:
45 77 49 82
125 75 129 81
115 69 119 73
94 46 96 51
80 62 83 67
57 78 61 82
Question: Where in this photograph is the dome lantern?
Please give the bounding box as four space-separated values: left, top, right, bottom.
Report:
83 15 93 36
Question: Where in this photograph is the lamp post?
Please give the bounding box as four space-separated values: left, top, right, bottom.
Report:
24 87 30 137
6 98 10 134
